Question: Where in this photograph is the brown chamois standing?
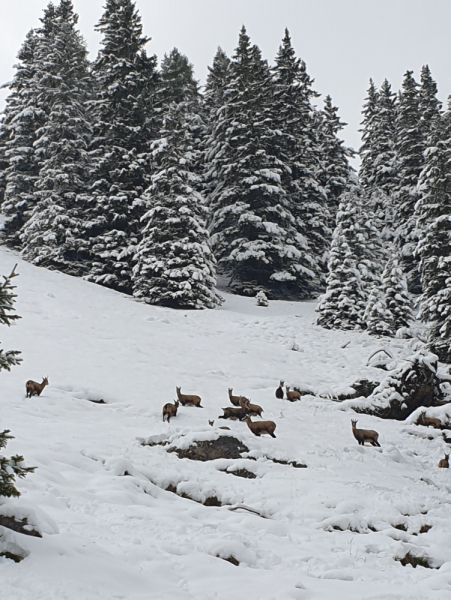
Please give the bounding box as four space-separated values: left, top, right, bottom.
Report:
26 377 49 398
438 453 449 468
243 398 263 417
243 415 276 438
351 419 380 447
162 400 179 423
275 381 284 399
285 386 301 402
219 396 250 420
228 388 249 407
417 411 441 429
175 386 203 407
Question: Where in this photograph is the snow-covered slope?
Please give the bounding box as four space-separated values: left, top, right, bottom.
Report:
1 247 451 600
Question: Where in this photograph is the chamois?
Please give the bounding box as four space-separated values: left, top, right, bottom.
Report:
275 381 284 399
417 411 441 429
438 453 449 468
219 397 249 421
162 400 179 423
242 398 263 417
209 419 230 431
26 377 49 398
351 419 380 447
228 388 249 407
243 416 276 438
285 386 301 402
175 387 203 407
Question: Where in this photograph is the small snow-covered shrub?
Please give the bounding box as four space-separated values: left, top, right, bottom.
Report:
255 290 269 307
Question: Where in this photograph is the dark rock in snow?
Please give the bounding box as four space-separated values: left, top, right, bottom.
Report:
169 436 249 461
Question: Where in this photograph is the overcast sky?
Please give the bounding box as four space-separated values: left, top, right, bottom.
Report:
1 0 450 159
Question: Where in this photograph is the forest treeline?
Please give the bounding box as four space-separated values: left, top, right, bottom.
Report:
0 0 450 361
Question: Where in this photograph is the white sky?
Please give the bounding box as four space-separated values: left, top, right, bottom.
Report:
1 0 450 157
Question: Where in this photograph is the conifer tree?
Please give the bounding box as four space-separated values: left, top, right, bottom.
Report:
204 47 230 115
419 65 442 140
269 30 330 291
0 265 21 372
318 94 354 228
316 232 366 330
393 71 424 292
359 79 397 197
358 79 379 190
87 0 158 294
366 256 413 336
0 30 43 247
20 0 93 275
207 27 311 299
159 48 199 106
416 108 451 362
0 430 35 498
132 102 221 309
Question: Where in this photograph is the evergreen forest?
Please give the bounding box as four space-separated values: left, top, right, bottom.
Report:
1 0 451 362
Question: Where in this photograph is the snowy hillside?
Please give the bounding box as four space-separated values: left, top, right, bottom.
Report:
1 246 451 600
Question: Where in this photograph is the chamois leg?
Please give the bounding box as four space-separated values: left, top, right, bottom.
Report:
372 440 380 447
269 432 276 438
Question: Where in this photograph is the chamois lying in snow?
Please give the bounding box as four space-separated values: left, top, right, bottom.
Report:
285 386 301 402
176 387 203 407
26 377 49 398
219 396 250 420
162 400 179 423
242 415 276 438
417 411 441 429
438 453 449 468
351 419 380 447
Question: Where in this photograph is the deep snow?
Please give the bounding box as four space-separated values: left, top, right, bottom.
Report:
0 247 451 600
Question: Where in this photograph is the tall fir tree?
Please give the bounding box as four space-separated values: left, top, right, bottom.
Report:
132 102 221 309
20 0 94 275
204 47 230 116
419 65 442 141
416 108 451 362
0 29 44 247
317 94 354 229
269 30 331 293
158 48 199 106
87 0 158 294
358 79 379 190
207 27 313 299
393 70 424 293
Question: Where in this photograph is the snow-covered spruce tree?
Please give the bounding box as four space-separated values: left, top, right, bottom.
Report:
269 29 330 293
132 102 222 309
316 232 366 330
158 48 199 106
0 29 44 247
416 108 451 362
317 94 354 229
204 47 230 116
0 430 35 499
87 0 158 294
419 65 442 141
207 27 323 299
20 0 94 276
366 256 413 337
0 265 21 372
393 70 424 293
358 79 379 190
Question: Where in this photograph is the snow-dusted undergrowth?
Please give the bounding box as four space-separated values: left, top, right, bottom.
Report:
1 247 451 600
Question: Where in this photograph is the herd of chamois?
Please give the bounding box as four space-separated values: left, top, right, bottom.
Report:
24 375 448 467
